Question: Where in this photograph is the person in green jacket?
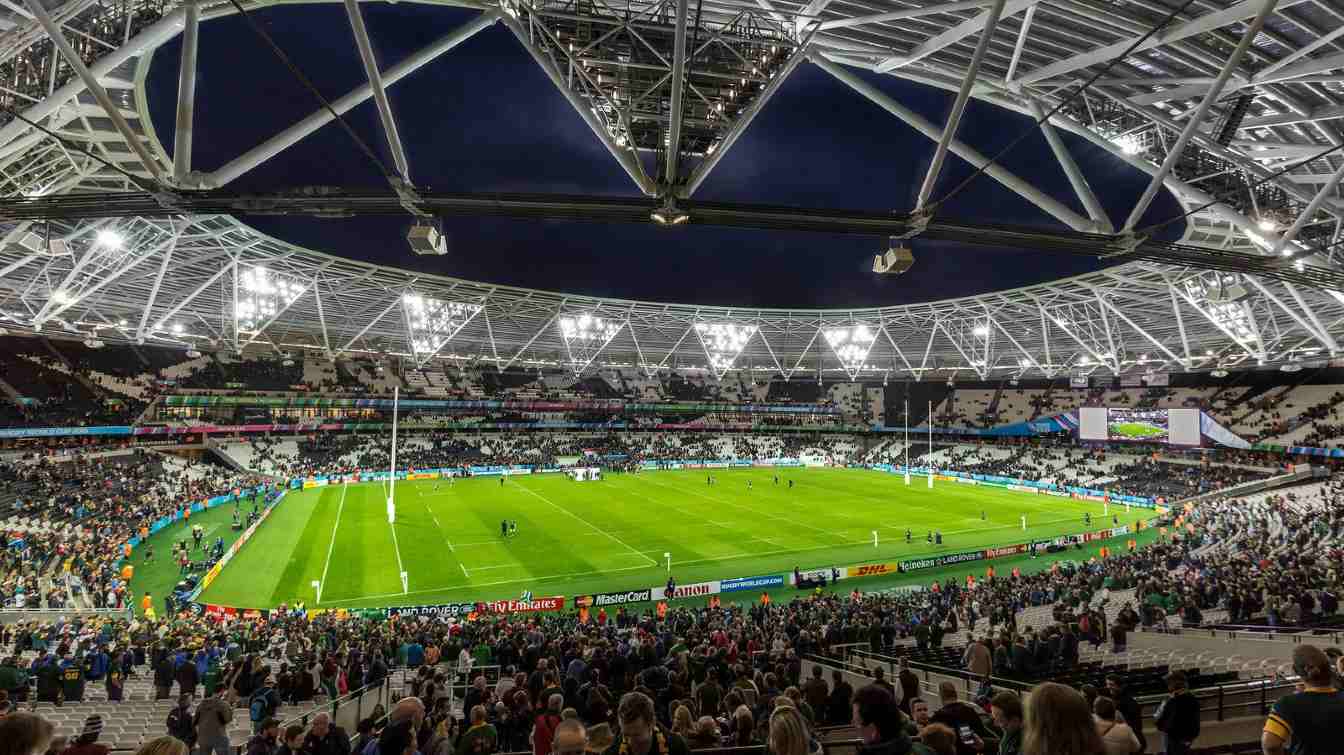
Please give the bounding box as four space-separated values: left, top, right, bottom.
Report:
457 705 498 755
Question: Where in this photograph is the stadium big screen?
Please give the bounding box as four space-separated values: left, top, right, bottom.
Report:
1078 406 1202 445
1106 408 1169 442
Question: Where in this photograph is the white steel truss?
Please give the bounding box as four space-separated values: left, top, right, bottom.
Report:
0 0 1338 383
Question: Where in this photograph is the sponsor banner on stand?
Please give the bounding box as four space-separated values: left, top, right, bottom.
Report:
899 550 984 573
578 589 654 607
984 543 1028 559
477 596 566 613
407 472 438 481
651 580 721 600
846 562 899 579
384 602 478 618
721 575 785 592
1007 484 1039 494
954 477 978 485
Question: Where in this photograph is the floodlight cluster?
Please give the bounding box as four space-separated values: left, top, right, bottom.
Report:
823 324 877 376
404 294 482 357
235 265 305 332
695 322 756 376
1183 278 1256 343
559 314 622 343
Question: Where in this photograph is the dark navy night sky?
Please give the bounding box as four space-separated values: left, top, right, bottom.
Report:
145 4 1184 308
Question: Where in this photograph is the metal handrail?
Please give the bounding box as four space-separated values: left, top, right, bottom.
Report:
839 647 1299 724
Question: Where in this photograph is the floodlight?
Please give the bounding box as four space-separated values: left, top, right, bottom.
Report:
1210 369 1228 377
823 324 877 379
407 222 448 255
1112 134 1142 155
403 294 483 361
1257 218 1277 232
1280 361 1302 373
185 349 202 358
83 338 104 349
872 245 914 275
95 229 123 249
972 325 990 337
694 322 756 378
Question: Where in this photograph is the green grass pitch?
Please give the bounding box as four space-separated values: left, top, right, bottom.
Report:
148 468 1133 611
1109 422 1168 440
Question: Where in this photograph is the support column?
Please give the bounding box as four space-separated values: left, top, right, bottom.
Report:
344 0 411 181
915 0 1005 212
664 0 690 190
173 0 200 184
1031 99 1112 231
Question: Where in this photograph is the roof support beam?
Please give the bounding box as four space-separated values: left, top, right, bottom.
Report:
1256 26 1344 81
818 1 988 32
1095 296 1187 369
343 0 412 182
209 11 499 187
813 53 1098 231
1018 0 1307 85
1283 282 1339 354
682 41 809 197
504 15 657 197
1003 4 1034 84
664 0 690 191
876 0 1040 72
1255 50 1344 87
915 0 1005 213
23 0 162 182
1122 0 1279 232
1245 277 1337 352
1271 159 1344 255
172 0 200 184
1031 99 1112 231
152 260 236 336
339 297 402 354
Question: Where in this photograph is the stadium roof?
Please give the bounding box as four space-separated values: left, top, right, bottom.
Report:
0 0 1342 380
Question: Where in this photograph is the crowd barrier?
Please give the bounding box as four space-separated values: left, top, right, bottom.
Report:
183 461 1161 617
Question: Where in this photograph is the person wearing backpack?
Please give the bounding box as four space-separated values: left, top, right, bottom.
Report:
166 693 197 748
250 674 280 734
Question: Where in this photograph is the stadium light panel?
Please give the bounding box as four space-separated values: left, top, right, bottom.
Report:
972 324 990 337
95 229 123 249
694 322 756 379
236 265 305 333
823 323 877 380
559 313 624 375
402 294 483 365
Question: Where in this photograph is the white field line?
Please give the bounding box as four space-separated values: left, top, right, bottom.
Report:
317 483 349 604
389 511 406 593
460 563 470 578
513 481 658 566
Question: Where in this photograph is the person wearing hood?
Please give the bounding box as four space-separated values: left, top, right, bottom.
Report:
851 684 916 755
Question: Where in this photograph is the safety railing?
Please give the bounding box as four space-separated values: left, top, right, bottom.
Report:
281 675 393 733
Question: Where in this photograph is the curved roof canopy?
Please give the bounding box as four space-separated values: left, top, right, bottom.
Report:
0 0 1341 380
